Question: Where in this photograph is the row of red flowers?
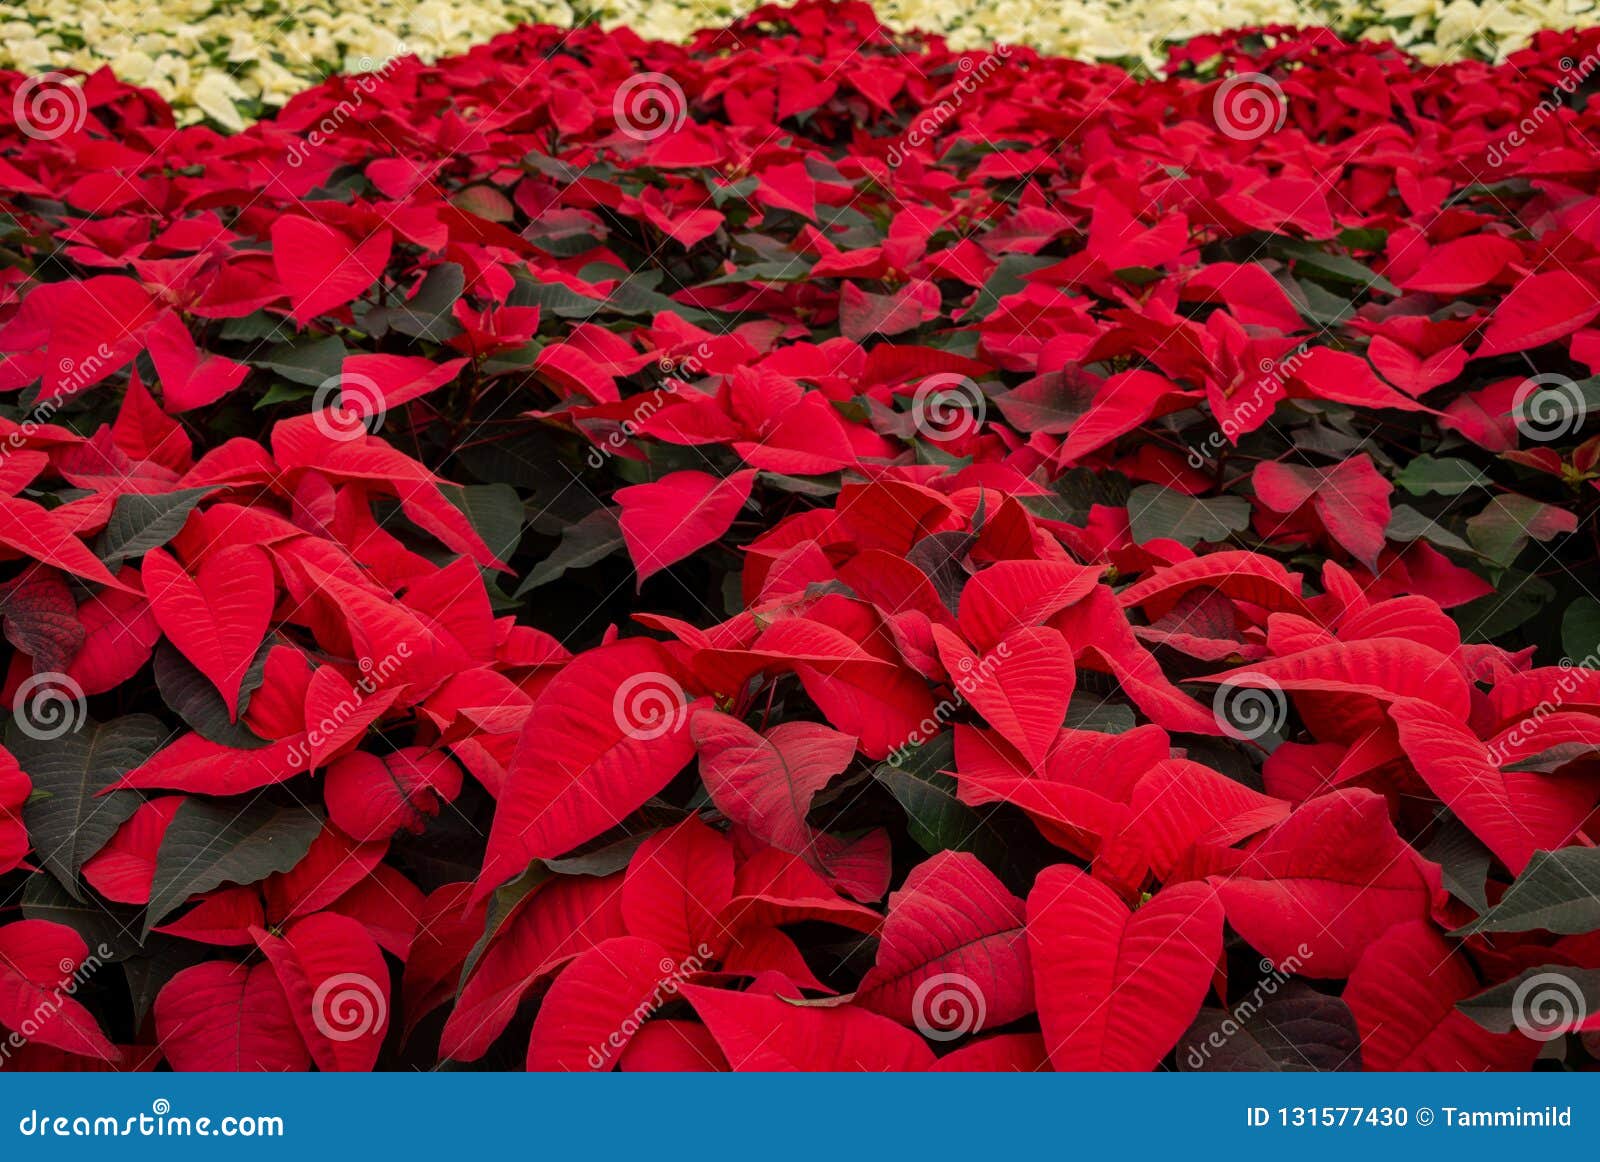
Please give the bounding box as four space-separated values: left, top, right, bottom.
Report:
0 1 1598 1070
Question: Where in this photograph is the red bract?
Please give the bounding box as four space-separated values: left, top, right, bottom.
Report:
0 1 1598 1072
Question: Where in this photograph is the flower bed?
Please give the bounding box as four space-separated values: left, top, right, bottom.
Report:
2 0 1594 126
1 0 1599 1071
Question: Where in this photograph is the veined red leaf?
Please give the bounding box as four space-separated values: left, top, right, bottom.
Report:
1027 866 1222 1071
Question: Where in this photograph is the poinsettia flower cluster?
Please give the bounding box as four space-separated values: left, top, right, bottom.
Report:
1 0 1599 1072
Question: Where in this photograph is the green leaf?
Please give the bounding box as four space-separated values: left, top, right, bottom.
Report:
1394 455 1488 497
1466 494 1578 568
96 486 217 568
359 263 465 342
255 381 313 409
1423 817 1492 913
1451 847 1600 936
1337 226 1388 252
461 864 551 985
1063 693 1136 734
1273 239 1397 296
508 277 603 319
145 799 325 933
1455 568 1554 642
152 641 272 748
11 714 166 899
971 254 1055 319
871 734 1020 885
1128 484 1250 547
444 483 526 567
1504 375 1600 428
1561 596 1600 662
1385 504 1474 553
1294 280 1358 327
253 335 347 386
21 873 143 960
1457 965 1600 1034
517 507 626 594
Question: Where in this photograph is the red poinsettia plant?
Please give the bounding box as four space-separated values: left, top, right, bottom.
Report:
0 1 1598 1072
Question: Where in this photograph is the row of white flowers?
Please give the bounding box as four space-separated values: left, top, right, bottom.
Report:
2 0 1594 127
